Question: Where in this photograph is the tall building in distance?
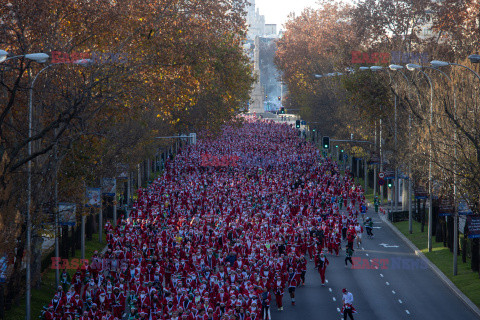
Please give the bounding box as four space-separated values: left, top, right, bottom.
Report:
246 0 265 41
245 0 284 114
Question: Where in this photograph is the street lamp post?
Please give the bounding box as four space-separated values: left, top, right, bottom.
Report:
358 67 382 202
407 63 458 256
27 59 91 319
389 64 419 235
370 66 396 206
428 59 480 275
0 51 49 64
1 50 49 320
405 63 435 252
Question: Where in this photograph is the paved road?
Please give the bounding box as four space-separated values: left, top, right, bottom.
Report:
270 211 480 320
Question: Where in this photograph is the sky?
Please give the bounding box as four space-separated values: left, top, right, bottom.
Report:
255 0 320 28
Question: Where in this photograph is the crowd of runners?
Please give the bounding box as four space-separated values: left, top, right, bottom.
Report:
44 119 367 320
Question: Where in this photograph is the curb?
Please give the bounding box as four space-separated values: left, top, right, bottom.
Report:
378 212 480 318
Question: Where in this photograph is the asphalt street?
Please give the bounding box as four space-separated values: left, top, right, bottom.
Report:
270 210 480 320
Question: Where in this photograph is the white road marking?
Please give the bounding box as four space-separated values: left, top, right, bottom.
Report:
399 299 403 304
392 290 396 294
366 253 369 256
379 243 399 248
326 279 329 283
374 266 378 269
329 288 332 292
333 297 336 301
386 282 390 285
362 247 365 250
337 308 340 312
380 273 384 277
406 310 410 315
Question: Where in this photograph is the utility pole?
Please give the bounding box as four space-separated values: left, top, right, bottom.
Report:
81 181 86 259
394 89 398 212
408 115 413 234
364 157 368 193
380 118 384 204
374 121 377 197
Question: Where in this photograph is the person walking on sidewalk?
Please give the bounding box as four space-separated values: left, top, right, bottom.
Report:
341 288 356 320
345 246 354 268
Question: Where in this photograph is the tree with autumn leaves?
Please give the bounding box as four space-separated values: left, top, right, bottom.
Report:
276 0 480 274
0 0 254 311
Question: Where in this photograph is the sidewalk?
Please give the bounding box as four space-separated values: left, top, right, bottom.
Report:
376 205 480 318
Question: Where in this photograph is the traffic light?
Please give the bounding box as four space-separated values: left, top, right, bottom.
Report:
296 120 301 128
280 107 285 114
322 136 330 149
388 181 393 188
312 128 316 132
278 96 281 101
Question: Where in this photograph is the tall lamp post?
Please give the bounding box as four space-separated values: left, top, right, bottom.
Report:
428 58 480 275
27 58 91 320
407 63 457 257
370 66 396 208
359 67 384 202
405 63 435 252
0 50 49 320
389 64 422 235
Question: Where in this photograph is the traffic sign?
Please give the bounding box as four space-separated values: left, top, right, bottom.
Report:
378 178 385 186
439 198 453 216
378 172 384 179
414 187 428 199
384 170 395 179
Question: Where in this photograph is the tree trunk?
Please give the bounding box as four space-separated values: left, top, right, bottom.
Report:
472 238 479 272
62 226 69 259
421 199 425 233
86 214 93 241
435 213 442 242
70 226 75 257
447 216 454 251
0 283 5 319
31 233 43 289
5 232 25 310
